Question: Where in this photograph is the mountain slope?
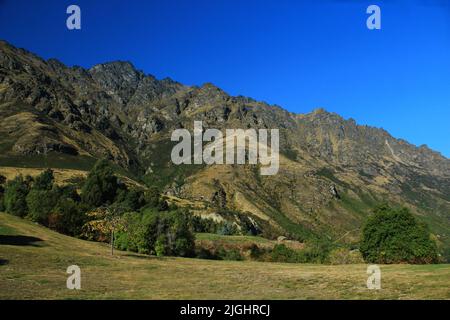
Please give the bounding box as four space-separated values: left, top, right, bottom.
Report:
0 40 449 258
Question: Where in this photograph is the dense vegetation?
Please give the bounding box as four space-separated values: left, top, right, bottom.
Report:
360 204 438 264
0 163 441 264
0 160 266 259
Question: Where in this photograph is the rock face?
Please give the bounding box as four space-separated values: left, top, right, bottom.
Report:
0 40 449 254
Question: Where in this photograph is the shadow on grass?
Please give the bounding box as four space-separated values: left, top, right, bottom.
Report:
0 258 8 265
0 235 43 246
122 253 153 260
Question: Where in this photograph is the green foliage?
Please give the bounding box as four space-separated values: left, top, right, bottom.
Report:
0 175 5 211
215 209 262 236
81 159 120 207
25 170 81 226
270 244 299 263
49 199 88 236
114 211 149 253
115 209 196 257
216 247 243 261
3 175 30 217
26 188 59 224
33 168 54 190
191 216 222 233
268 241 331 264
218 221 238 236
115 188 145 212
2 169 88 237
142 186 168 211
360 204 438 264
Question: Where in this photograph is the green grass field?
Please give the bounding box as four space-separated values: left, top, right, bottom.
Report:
0 212 449 300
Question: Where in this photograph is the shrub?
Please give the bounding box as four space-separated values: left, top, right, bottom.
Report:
270 244 299 263
118 211 150 253
216 247 243 261
360 204 438 264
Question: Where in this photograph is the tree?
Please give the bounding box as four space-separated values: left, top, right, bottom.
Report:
143 209 195 257
360 204 438 264
81 159 119 207
49 199 87 236
116 188 145 212
143 186 168 211
0 174 6 211
84 204 126 255
115 208 196 257
26 188 58 224
25 169 61 224
33 169 54 190
3 175 30 217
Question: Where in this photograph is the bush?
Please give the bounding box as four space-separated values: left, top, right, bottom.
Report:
3 175 30 217
270 244 299 263
360 204 438 264
216 247 243 261
115 211 150 253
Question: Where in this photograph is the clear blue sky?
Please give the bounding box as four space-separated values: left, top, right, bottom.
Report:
0 0 449 157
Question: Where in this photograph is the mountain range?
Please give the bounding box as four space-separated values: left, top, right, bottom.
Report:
0 40 449 258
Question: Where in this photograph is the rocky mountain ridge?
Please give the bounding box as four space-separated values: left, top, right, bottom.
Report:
0 40 449 256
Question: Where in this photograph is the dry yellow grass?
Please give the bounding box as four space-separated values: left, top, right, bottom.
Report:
1 213 449 300
0 166 87 185
0 166 144 188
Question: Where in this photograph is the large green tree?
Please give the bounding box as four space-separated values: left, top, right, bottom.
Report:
81 159 119 207
3 175 30 217
360 204 438 264
26 169 58 224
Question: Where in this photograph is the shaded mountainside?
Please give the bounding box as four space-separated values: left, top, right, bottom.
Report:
0 40 449 257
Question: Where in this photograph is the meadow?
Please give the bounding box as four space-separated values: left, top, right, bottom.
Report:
0 212 449 300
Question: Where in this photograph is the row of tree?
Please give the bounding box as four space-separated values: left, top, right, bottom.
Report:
0 160 195 257
0 160 441 263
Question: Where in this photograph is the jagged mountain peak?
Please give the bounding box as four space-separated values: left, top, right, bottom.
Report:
0 40 449 255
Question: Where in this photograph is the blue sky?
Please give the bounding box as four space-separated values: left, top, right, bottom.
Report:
0 0 449 157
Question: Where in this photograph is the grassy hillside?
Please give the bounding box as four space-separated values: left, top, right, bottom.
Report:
0 213 449 300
